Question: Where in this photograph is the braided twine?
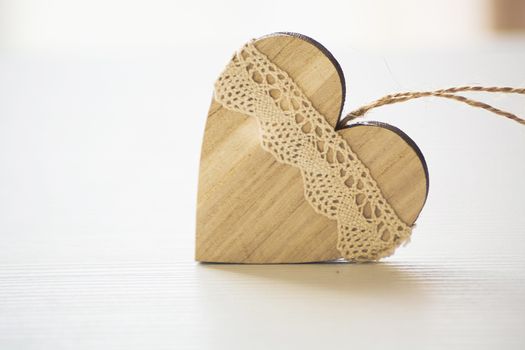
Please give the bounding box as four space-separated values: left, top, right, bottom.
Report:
339 86 525 127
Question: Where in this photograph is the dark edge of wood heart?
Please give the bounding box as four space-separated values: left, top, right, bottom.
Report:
260 31 429 222
342 121 430 202
259 31 347 121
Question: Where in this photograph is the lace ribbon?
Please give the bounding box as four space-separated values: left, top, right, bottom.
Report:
214 41 411 261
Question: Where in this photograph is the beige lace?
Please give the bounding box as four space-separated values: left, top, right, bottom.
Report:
214 41 411 262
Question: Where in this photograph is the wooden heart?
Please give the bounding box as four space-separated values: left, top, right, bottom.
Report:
196 33 428 263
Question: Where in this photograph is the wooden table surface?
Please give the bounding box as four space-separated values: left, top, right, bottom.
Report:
1 43 524 349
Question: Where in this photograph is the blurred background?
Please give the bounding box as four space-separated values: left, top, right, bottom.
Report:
0 1 524 349
0 0 525 51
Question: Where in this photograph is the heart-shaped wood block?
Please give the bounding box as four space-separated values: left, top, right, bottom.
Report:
196 33 428 263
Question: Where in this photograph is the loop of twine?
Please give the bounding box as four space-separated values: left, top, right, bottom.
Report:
338 86 525 127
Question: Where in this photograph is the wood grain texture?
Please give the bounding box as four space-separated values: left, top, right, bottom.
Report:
196 33 428 263
340 123 428 224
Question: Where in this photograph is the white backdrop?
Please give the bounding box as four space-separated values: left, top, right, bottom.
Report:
1 0 496 51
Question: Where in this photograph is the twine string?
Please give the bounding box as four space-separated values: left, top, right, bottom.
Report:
338 86 525 127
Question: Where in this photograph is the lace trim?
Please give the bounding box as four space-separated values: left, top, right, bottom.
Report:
213 40 412 261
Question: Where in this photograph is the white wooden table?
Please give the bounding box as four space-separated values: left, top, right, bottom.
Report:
1 43 524 349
